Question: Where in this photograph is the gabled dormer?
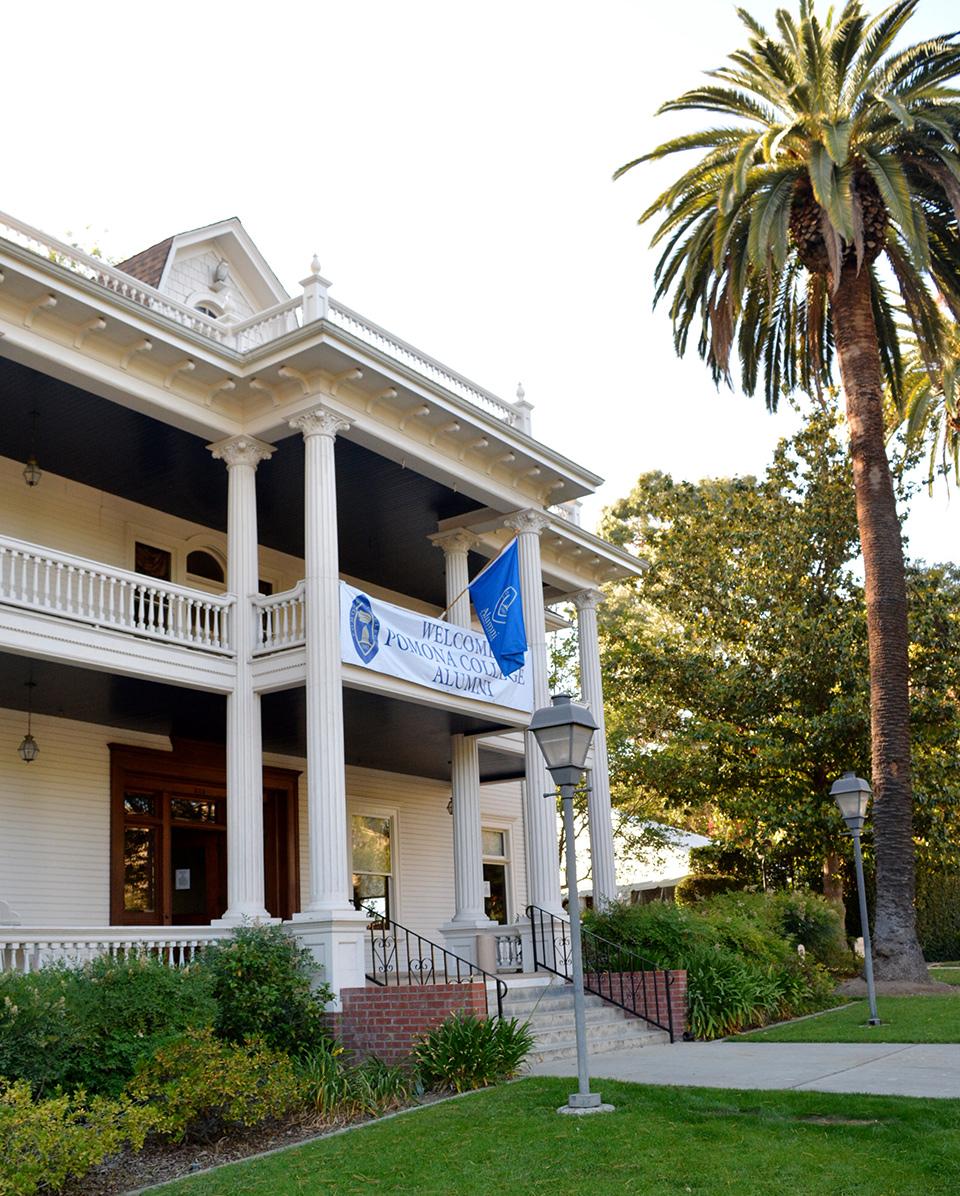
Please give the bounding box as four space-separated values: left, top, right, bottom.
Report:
116 218 289 325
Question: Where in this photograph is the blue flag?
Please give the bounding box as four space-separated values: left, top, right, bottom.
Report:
468 538 527 678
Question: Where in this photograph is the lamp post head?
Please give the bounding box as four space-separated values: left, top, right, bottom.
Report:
830 771 871 833
530 693 598 790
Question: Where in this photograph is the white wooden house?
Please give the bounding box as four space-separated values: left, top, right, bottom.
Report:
0 211 640 1007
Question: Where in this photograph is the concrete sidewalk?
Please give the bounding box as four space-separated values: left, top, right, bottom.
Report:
526 1040 960 1099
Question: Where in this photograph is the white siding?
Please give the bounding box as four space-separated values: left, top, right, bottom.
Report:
0 706 171 925
0 454 303 591
3 720 529 940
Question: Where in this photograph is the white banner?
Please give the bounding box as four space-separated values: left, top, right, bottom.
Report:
340 582 532 712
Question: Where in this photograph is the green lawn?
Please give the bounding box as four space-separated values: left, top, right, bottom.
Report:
153 1078 960 1196
931 967 960 986
743 997 960 1042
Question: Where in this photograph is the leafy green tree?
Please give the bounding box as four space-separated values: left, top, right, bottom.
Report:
616 0 960 979
600 411 867 891
598 412 960 911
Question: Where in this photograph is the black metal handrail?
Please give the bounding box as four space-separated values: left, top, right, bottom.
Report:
526 904 676 1041
361 905 507 1019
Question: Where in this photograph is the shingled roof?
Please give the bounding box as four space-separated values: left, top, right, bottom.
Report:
115 237 173 288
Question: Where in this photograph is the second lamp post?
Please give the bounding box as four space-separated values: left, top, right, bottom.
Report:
530 692 614 1115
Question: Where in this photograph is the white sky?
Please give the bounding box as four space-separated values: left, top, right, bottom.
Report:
2 0 956 563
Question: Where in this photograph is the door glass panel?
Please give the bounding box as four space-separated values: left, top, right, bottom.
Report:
170 798 220 824
351 815 391 873
123 826 157 912
123 791 158 817
483 862 508 924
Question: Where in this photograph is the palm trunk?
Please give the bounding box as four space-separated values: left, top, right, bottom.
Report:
830 263 927 982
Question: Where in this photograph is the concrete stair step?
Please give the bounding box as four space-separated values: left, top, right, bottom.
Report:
530 1019 663 1049
529 1027 669 1064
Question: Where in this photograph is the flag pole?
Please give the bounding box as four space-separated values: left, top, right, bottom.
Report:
437 537 518 622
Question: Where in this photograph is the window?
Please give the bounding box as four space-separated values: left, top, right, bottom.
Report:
482 828 510 924
185 550 225 585
195 302 222 320
135 541 172 581
351 814 392 920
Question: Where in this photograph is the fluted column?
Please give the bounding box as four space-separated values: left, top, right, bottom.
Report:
431 529 491 927
208 434 275 922
574 589 617 908
505 510 563 914
289 405 354 915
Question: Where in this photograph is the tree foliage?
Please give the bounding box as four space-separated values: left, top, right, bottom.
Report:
598 411 960 886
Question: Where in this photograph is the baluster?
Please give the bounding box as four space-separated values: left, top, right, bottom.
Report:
202 602 211 645
66 565 76 617
41 557 51 609
87 570 96 619
96 572 105 622
32 553 40 603
54 561 63 610
0 546 7 599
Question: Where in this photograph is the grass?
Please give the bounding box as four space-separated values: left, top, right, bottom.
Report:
931 966 960 986
152 1078 960 1196
743 996 960 1042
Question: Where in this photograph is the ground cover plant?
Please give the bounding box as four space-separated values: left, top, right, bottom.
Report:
151 1077 960 1196
743 996 960 1042
585 890 847 1038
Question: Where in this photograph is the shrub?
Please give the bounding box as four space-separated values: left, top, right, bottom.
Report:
199 923 333 1056
127 1027 303 1143
413 1014 533 1092
0 1079 155 1196
298 1046 416 1119
916 870 960 962
676 874 745 904
585 894 839 1039
771 889 853 969
0 955 215 1097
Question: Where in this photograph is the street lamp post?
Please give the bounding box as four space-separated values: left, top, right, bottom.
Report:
530 693 614 1115
830 771 881 1026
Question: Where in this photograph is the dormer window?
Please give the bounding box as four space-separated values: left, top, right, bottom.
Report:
195 301 223 320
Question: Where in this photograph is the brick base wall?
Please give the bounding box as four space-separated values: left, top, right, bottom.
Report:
585 969 687 1037
330 982 488 1064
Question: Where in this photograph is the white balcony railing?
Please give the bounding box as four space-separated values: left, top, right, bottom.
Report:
253 582 305 653
0 210 527 429
0 535 234 653
0 926 232 973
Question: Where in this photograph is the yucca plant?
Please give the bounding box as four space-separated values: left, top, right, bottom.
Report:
617 0 960 981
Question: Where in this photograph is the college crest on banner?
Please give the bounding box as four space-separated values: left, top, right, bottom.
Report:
340 582 532 712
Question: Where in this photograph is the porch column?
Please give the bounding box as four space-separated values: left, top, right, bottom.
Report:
287 404 366 1004
208 434 275 923
505 509 563 915
431 530 492 932
573 589 617 908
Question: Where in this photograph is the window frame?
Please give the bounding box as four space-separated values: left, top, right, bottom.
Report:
481 820 515 924
348 801 400 922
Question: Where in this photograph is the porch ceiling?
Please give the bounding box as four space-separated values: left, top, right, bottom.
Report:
0 654 517 784
0 355 486 606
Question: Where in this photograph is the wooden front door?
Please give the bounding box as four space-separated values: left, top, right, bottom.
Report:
110 743 300 926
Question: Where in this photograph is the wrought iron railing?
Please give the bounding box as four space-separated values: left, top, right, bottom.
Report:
526 904 676 1041
362 906 507 1019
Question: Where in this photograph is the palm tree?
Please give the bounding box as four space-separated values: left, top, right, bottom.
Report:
617 0 960 981
898 323 959 490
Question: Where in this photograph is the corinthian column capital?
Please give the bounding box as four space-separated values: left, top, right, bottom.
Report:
503 508 550 537
288 404 353 441
429 528 478 557
572 588 605 612
207 434 275 470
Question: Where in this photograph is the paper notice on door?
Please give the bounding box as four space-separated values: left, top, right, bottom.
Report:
175 869 191 891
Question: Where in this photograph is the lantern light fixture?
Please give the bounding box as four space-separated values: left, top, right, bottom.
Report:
18 676 39 764
23 408 42 487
